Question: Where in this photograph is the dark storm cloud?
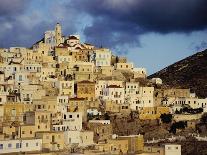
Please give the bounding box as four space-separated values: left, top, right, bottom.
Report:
0 0 207 50
83 17 144 49
72 0 207 49
0 0 34 47
0 0 28 17
0 0 78 48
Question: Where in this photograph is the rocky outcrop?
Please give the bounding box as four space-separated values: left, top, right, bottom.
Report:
149 49 207 98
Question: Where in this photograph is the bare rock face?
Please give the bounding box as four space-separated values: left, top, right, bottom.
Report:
149 49 207 98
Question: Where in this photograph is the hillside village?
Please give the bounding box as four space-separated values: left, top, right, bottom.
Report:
0 23 207 155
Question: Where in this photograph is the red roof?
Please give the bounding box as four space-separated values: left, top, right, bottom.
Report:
68 36 78 40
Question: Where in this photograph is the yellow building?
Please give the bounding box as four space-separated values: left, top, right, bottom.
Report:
3 102 32 122
144 145 165 155
73 62 94 81
36 131 64 151
118 134 144 153
100 66 114 76
55 45 69 56
68 97 88 121
71 50 89 62
88 100 100 109
56 80 74 96
0 105 4 123
155 88 191 98
41 67 56 81
20 84 46 104
104 100 121 113
95 139 128 154
77 81 95 101
24 111 51 132
139 107 170 120
33 96 59 120
88 122 113 143
26 49 42 63
115 62 134 71
80 131 94 147
3 124 36 139
32 40 51 56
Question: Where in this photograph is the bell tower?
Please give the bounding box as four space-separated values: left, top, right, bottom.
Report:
55 23 62 46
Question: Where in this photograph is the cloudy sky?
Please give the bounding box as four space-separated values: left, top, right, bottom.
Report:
0 0 207 74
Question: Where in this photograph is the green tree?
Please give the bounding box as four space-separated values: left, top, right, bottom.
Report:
104 113 110 120
201 113 207 124
160 113 172 124
170 121 187 134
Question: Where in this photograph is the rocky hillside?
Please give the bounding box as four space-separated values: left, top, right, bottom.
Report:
149 49 207 98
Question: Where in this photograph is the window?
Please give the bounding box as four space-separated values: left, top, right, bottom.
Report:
8 143 12 148
0 144 3 149
69 115 72 118
36 143 39 146
11 109 16 116
37 105 41 109
16 143 20 148
19 75 22 81
26 143 28 147
30 131 32 134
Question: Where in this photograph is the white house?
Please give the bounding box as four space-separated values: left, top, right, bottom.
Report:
57 55 73 63
53 112 82 131
64 130 94 147
125 82 140 96
136 87 154 109
55 80 75 96
103 85 125 104
151 78 162 85
89 120 110 125
95 80 124 98
164 144 181 155
0 138 42 154
133 67 147 78
115 62 134 71
95 48 111 67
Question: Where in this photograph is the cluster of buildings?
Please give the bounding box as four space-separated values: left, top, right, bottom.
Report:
0 23 206 155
